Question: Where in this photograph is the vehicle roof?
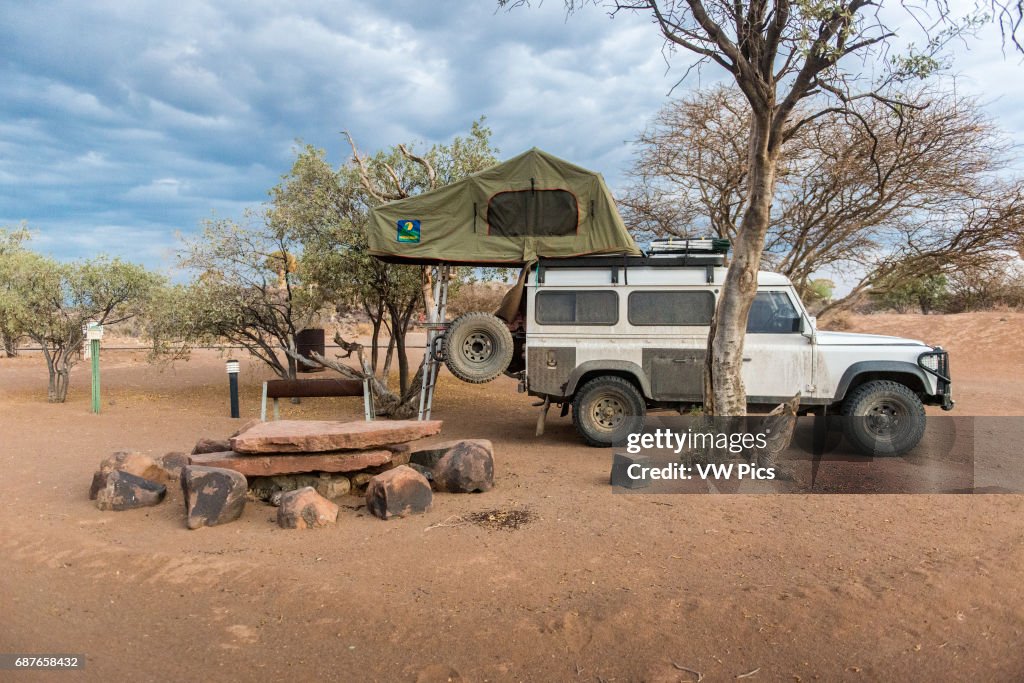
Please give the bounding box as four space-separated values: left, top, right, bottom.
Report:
533 264 793 287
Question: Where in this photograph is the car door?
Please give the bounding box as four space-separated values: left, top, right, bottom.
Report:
628 289 715 402
741 289 814 402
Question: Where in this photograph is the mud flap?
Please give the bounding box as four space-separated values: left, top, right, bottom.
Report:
535 396 551 436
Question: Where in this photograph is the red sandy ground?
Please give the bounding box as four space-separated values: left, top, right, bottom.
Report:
1 312 1022 681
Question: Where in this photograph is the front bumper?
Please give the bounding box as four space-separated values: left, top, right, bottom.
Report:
918 347 954 410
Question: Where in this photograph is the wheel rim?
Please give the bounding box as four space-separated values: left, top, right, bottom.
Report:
462 331 494 364
591 392 626 433
864 399 906 439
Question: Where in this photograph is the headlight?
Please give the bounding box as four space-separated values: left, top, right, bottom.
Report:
917 348 950 382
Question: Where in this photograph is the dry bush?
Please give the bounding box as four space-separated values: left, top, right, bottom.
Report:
447 282 510 318
818 311 853 331
944 263 1024 312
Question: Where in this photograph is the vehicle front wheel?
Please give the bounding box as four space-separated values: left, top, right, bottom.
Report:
840 380 926 456
572 376 646 447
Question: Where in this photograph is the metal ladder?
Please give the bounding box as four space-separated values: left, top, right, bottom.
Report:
417 264 451 421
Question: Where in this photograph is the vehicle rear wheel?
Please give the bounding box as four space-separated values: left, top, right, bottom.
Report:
572 376 646 447
840 380 926 456
443 312 514 384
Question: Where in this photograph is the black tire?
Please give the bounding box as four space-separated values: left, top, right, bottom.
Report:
840 380 926 456
572 376 646 447
443 312 514 384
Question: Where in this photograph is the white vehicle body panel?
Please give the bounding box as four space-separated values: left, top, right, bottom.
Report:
524 262 944 405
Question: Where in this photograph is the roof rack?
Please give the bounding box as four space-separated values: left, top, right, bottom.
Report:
535 253 725 284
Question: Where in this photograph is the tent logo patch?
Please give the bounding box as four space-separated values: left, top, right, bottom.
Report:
397 220 421 243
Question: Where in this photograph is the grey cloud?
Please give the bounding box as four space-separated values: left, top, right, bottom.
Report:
1 0 1021 270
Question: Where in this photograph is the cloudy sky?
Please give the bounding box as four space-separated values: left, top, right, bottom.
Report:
1 0 1021 273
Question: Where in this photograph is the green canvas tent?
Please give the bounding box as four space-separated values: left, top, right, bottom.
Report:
367 148 641 266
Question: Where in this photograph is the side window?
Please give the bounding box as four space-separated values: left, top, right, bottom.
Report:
747 292 801 333
628 291 715 326
488 190 578 237
536 290 618 325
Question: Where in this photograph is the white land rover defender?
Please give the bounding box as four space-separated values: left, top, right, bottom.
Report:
440 240 953 456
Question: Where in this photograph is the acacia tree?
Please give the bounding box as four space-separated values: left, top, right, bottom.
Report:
270 119 498 416
622 85 1024 317
166 216 323 381
0 250 160 402
0 225 31 357
503 0 978 414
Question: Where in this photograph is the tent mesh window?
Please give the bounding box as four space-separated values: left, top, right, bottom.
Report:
536 290 618 325
487 189 578 237
628 291 715 326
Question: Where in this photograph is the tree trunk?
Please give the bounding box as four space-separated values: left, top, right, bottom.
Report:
705 115 780 416
394 324 409 396
382 335 396 388
48 350 72 403
1 329 17 357
421 266 436 320
370 318 382 373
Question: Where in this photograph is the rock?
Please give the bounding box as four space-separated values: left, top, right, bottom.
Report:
384 442 412 467
89 471 109 500
230 419 443 454
387 449 411 468
409 439 491 470
95 471 167 511
192 438 232 455
409 444 452 470
609 452 650 489
156 452 189 482
180 466 247 529
407 462 434 482
188 449 393 477
248 474 321 502
229 418 262 438
433 440 495 493
314 473 351 499
89 451 165 499
277 487 339 529
365 465 432 520
351 473 373 488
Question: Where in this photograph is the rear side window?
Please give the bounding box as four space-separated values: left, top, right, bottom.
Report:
536 290 618 325
488 189 578 237
628 291 715 326
747 292 801 333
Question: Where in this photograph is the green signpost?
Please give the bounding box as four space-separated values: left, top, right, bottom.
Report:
85 322 103 414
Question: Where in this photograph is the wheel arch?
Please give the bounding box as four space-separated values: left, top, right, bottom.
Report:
563 360 651 400
833 361 930 404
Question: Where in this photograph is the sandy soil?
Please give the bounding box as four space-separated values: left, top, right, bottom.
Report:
1 313 1022 681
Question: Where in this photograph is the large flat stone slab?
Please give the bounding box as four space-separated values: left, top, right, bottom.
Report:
229 419 442 454
189 450 393 476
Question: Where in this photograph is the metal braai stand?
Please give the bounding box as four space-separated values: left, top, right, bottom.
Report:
417 264 452 421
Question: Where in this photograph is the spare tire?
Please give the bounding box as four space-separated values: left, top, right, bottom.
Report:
443 312 514 384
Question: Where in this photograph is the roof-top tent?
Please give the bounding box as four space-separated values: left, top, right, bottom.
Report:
367 148 642 266
366 148 642 422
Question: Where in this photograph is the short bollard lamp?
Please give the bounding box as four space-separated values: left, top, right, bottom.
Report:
226 359 240 418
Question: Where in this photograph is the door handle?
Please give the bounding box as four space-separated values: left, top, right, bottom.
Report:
743 358 752 362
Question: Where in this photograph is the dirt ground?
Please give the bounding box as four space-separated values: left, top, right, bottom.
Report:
1 312 1022 681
